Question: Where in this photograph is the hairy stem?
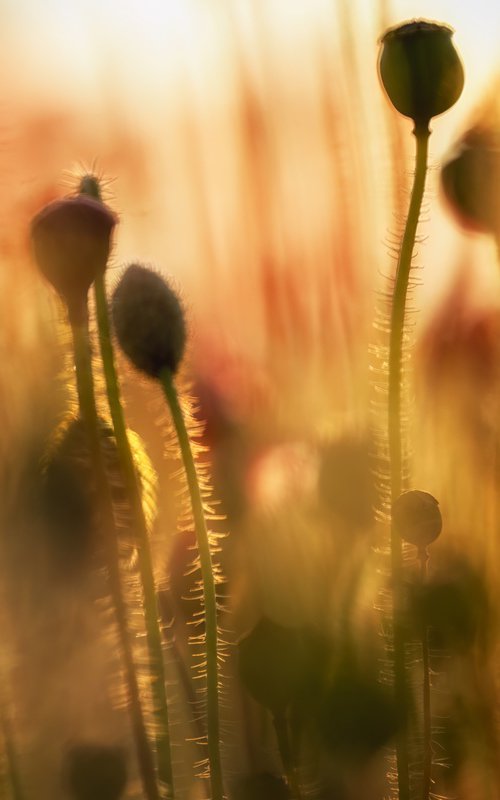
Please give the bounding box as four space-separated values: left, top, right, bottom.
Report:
160 368 224 800
94 275 175 797
388 125 430 800
71 316 159 800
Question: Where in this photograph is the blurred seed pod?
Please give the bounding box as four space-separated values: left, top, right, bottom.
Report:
42 416 157 573
408 560 491 653
315 657 404 761
379 19 464 131
112 264 186 378
63 743 127 800
392 489 442 549
31 196 116 322
441 127 500 236
237 617 308 714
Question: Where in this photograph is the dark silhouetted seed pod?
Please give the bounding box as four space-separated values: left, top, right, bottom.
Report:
392 489 442 549
379 20 464 131
31 196 116 323
64 744 127 800
441 127 500 236
112 264 186 378
237 617 307 714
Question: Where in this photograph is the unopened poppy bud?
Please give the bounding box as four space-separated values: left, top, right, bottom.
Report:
441 127 500 235
379 20 464 132
392 489 442 549
31 196 116 323
112 264 186 378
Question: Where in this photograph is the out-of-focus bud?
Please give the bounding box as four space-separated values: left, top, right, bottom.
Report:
441 127 500 236
64 744 127 800
112 264 186 379
31 196 116 323
379 20 464 132
392 489 442 549
237 617 307 714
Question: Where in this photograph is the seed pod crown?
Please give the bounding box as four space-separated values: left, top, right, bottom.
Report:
31 195 116 322
379 19 464 132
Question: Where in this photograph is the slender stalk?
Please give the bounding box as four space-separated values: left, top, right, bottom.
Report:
388 125 430 800
94 275 174 797
273 713 302 800
419 550 431 800
159 368 224 800
70 316 160 800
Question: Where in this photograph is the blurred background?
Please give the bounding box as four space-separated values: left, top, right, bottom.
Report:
4 1 500 798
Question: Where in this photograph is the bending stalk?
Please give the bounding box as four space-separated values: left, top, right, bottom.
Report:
94 275 174 797
388 125 430 800
160 368 224 800
71 316 160 800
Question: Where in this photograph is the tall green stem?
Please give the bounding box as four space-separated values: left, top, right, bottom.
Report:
160 368 224 800
388 125 430 800
70 317 159 800
94 275 174 797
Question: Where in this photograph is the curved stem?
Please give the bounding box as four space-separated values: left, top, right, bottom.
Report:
94 276 174 797
71 317 159 800
419 550 431 800
388 126 430 800
160 368 224 800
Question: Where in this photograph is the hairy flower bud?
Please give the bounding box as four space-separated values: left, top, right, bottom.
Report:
112 264 186 378
392 489 442 549
441 127 500 235
379 20 464 132
31 196 116 323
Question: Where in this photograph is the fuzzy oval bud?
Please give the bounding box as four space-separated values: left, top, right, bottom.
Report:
112 264 186 378
31 196 116 323
441 127 500 235
379 20 464 132
392 489 442 549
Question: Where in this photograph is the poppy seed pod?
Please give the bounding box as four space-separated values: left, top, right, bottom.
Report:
392 489 442 549
31 196 116 323
112 264 186 378
379 20 464 132
441 127 500 236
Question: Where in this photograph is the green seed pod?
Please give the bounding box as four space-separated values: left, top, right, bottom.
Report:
441 127 500 235
392 489 442 549
64 744 127 800
379 20 464 132
31 196 116 323
112 264 186 378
